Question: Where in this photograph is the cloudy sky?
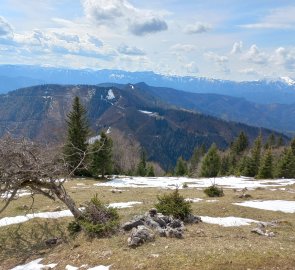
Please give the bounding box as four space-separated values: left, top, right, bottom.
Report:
0 0 295 80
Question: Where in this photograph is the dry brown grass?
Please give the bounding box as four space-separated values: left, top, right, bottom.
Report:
1 179 295 270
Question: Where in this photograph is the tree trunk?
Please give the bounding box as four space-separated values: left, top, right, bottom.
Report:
52 185 83 219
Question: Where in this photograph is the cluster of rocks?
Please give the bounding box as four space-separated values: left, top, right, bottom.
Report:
251 222 276 237
122 208 202 247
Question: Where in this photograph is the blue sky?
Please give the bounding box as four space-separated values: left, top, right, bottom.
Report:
0 0 295 80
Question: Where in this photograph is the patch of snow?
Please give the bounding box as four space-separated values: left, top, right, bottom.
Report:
66 265 79 270
1 202 142 227
281 76 295 86
88 135 101 144
138 110 158 117
106 127 111 134
108 201 142 208
109 73 125 79
94 176 295 189
234 200 295 213
185 198 203 203
88 265 112 270
106 89 115 100
130 84 134 89
0 210 73 227
10 258 57 270
1 190 31 199
200 216 259 227
206 199 218 203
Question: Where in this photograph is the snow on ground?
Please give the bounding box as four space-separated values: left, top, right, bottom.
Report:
185 198 203 203
1 190 31 199
108 201 142 208
234 200 295 213
95 176 295 189
11 258 111 270
138 110 159 117
0 202 143 227
106 89 115 100
10 258 57 270
0 210 73 227
200 216 259 227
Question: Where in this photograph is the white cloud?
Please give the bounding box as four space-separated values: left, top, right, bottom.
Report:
239 68 259 76
231 41 243 54
205 51 230 73
81 0 168 36
239 6 295 30
129 18 167 36
184 61 199 74
184 22 211 34
245 45 268 65
273 47 295 70
118 44 145 55
13 29 115 60
205 51 228 64
0 16 14 40
82 0 125 22
170 43 196 53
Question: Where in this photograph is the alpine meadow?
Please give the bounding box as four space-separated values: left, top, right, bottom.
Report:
1 1 295 270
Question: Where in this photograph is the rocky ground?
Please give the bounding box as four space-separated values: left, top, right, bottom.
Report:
1 176 295 270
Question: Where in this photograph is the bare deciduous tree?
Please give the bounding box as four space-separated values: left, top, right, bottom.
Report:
0 136 87 218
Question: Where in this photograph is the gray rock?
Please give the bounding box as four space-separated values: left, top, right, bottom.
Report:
183 214 202 224
145 217 161 229
149 208 157 217
168 219 183 228
122 215 145 231
45 237 62 246
128 225 155 247
166 227 184 238
152 216 166 227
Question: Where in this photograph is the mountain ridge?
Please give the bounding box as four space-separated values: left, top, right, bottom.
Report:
1 65 295 104
0 83 288 169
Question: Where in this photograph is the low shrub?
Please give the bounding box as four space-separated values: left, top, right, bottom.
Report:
155 189 192 220
204 185 224 197
182 182 188 188
67 194 120 237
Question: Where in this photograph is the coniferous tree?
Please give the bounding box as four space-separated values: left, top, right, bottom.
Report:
136 150 147 176
276 148 295 178
63 96 90 176
291 138 295 155
232 131 249 154
175 157 188 176
277 136 284 147
264 133 276 149
200 144 221 177
257 149 273 179
146 164 155 177
250 134 262 176
91 132 113 179
219 154 230 176
189 146 205 176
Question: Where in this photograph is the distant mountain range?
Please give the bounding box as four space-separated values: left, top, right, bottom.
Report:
1 65 295 104
0 84 286 169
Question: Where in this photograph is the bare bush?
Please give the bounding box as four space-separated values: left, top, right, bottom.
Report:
0 135 82 218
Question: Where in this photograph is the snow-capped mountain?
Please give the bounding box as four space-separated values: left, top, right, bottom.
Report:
1 65 295 104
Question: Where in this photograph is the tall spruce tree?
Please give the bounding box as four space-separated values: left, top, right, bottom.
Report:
175 157 188 176
136 150 147 176
63 96 90 176
200 144 221 177
250 134 262 176
189 145 205 176
232 131 249 154
91 132 113 179
276 148 295 178
257 149 273 179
